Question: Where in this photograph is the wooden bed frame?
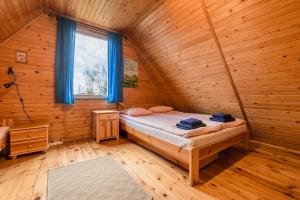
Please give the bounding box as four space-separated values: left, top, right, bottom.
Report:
0 135 7 152
120 121 248 186
0 119 13 153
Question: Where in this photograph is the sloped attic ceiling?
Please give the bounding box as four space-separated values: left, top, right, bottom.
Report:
128 0 300 151
0 0 163 43
43 0 163 31
0 0 299 151
0 0 44 42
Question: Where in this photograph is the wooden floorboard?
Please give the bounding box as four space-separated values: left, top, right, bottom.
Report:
0 138 299 200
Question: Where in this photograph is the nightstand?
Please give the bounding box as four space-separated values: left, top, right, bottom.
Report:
93 110 119 143
9 123 49 159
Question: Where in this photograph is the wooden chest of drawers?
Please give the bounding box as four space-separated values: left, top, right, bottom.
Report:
93 110 119 143
9 123 49 159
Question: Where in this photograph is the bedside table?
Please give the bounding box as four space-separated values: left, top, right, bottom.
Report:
93 110 119 143
9 123 49 159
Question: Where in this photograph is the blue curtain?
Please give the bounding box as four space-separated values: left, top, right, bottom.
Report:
55 16 77 104
107 32 124 103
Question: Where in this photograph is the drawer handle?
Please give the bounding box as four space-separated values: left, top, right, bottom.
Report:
28 145 32 149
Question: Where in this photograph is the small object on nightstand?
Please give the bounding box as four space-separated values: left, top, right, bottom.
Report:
9 123 49 159
93 110 119 143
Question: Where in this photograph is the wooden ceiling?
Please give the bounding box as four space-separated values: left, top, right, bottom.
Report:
0 0 163 43
129 0 300 151
44 0 163 31
0 0 299 151
0 0 44 42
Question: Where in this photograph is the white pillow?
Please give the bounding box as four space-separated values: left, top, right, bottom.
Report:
149 106 173 113
120 108 130 114
121 108 152 117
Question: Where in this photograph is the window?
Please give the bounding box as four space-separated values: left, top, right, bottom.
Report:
74 27 108 98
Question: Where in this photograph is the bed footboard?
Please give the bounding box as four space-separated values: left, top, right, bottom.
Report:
188 131 248 185
121 120 248 186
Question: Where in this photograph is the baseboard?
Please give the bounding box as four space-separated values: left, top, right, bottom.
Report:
250 140 300 155
63 136 92 143
49 141 63 146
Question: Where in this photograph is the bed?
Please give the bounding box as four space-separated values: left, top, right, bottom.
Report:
120 111 248 185
0 127 9 152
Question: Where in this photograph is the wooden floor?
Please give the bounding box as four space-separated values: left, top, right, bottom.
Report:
0 138 299 200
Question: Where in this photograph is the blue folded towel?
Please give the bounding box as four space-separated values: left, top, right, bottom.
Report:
176 123 206 130
210 117 235 123
212 113 232 119
180 118 202 126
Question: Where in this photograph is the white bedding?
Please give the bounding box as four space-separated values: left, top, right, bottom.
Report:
120 111 247 148
121 111 245 138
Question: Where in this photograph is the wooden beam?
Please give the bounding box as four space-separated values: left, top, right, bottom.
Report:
199 0 253 137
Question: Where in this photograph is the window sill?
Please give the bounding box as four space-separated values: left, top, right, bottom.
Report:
75 95 107 100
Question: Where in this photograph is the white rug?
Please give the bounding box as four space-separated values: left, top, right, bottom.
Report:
47 156 151 200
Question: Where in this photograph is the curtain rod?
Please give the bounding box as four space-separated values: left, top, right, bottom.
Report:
46 11 120 34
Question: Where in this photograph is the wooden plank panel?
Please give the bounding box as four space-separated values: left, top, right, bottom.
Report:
204 0 300 151
0 14 161 142
128 0 300 151
0 0 43 44
128 0 243 117
0 139 299 199
44 0 162 31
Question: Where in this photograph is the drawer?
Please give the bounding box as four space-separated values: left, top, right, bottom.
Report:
10 139 48 155
99 113 119 120
11 128 47 142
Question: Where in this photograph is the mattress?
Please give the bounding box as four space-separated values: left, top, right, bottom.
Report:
121 111 244 137
120 112 246 149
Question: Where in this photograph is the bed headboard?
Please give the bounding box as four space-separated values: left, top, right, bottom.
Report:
116 103 125 111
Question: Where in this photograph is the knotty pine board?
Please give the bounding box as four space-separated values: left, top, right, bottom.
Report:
204 0 300 151
0 0 44 43
0 14 161 142
128 0 300 151
0 139 299 200
129 0 243 117
43 0 163 31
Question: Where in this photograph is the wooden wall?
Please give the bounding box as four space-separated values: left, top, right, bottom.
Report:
205 0 300 151
129 0 243 116
128 0 300 151
0 14 161 142
123 38 162 108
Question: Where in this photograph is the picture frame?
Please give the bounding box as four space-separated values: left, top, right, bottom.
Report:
123 58 138 88
16 51 27 63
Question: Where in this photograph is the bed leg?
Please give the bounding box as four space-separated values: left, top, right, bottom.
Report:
189 148 199 186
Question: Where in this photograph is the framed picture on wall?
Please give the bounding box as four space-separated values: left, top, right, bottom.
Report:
16 51 27 63
123 58 138 88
